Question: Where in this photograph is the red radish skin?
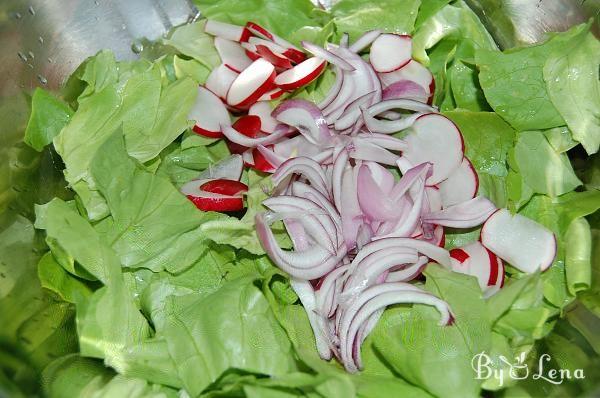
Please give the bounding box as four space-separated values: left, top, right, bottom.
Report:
255 45 294 69
200 179 248 196
258 87 286 101
187 195 244 212
246 21 274 40
369 34 412 73
283 48 306 64
226 115 265 154
227 58 276 108
252 147 276 172
245 49 261 61
486 249 500 286
275 57 327 91
192 125 223 139
450 248 469 263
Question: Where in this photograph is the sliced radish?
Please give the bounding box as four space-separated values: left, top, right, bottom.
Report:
245 48 261 61
426 186 442 213
248 102 278 133
245 22 305 63
258 87 286 101
439 157 479 207
214 37 252 73
369 34 412 73
275 57 327 91
252 147 276 172
401 114 464 185
182 178 247 212
255 44 294 69
378 60 434 102
226 58 276 108
481 209 556 273
449 241 504 297
225 115 265 154
205 64 239 100
189 86 231 138
205 20 251 42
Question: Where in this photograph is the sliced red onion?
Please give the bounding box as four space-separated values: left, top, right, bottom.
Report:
221 124 287 147
348 140 399 165
315 264 350 317
331 148 349 212
318 66 344 109
363 111 422 134
256 145 286 169
255 213 342 279
342 288 452 372
333 91 377 130
382 80 429 103
349 237 451 272
357 164 403 221
339 166 364 250
272 157 331 198
423 196 497 228
290 279 332 360
272 99 332 145
386 256 429 282
302 41 355 71
355 133 407 152
349 29 382 53
340 33 350 48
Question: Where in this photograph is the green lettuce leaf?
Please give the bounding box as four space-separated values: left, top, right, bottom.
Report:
193 0 322 46
163 275 297 396
412 0 496 64
543 25 600 155
330 0 420 41
53 55 196 220
162 20 221 70
24 88 73 152
42 354 179 398
370 265 492 398
513 130 581 197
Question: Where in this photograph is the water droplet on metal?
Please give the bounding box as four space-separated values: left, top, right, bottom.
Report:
27 63 34 69
47 57 53 63
37 75 47 85
38 36 44 45
131 41 144 54
95 0 100 5
14 12 22 19
19 84 25 88
17 52 28 62
28 51 35 60
28 5 35 15
95 16 99 21
121 24 127 30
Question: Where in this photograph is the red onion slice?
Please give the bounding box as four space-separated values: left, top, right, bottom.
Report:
273 99 332 145
423 196 497 228
349 29 382 53
302 41 355 71
272 157 331 198
382 80 429 103
221 123 287 147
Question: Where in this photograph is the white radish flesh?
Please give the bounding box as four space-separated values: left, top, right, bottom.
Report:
248 101 278 133
369 34 412 73
439 157 479 207
450 241 504 297
227 58 276 108
204 20 250 42
481 209 556 273
401 114 464 185
214 37 252 73
189 86 231 138
378 60 434 102
275 57 327 91
205 64 239 99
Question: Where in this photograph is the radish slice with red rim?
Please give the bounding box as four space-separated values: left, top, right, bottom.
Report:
205 64 239 100
481 209 556 273
423 196 496 228
449 241 504 297
226 58 276 108
189 86 231 138
382 80 429 103
438 157 479 207
248 101 278 133
258 87 286 101
369 34 412 73
401 113 464 184
205 19 251 42
214 37 252 73
275 57 327 91
255 44 294 69
182 178 248 212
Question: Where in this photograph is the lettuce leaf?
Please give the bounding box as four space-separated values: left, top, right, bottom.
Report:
330 0 420 41
543 27 600 155
24 88 73 152
370 265 492 398
163 276 297 396
162 20 221 70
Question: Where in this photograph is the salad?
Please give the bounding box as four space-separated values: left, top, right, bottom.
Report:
2 0 600 397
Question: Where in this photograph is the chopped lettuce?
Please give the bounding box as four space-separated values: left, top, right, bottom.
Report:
24 88 73 152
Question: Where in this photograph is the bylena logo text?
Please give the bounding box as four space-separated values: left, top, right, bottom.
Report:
471 351 585 386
